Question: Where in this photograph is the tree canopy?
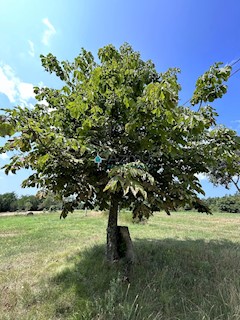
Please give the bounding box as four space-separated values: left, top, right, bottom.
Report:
0 43 238 220
1 43 239 261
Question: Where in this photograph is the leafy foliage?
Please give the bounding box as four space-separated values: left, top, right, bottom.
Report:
0 192 18 212
205 194 240 213
191 63 231 105
0 192 62 212
207 135 240 192
0 43 236 219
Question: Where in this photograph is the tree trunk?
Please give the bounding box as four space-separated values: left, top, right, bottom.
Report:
118 226 134 281
117 226 134 263
106 195 135 270
106 194 119 262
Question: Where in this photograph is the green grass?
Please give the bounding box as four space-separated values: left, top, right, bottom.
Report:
0 210 240 319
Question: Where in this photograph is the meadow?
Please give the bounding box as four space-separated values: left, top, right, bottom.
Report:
0 210 240 320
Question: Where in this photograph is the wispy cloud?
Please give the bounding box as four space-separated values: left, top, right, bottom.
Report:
231 120 240 126
42 18 56 46
28 40 35 57
230 120 240 134
0 153 9 160
0 63 35 107
231 120 240 125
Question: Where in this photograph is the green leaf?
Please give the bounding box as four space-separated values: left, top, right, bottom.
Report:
0 122 15 137
103 177 119 193
37 154 50 168
165 110 174 124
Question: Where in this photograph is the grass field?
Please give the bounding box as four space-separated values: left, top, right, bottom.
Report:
0 210 240 320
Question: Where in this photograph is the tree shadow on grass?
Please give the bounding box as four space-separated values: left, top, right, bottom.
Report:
50 238 240 319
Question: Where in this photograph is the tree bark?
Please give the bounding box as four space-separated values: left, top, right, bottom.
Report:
117 226 134 263
106 194 119 262
118 226 134 281
106 195 135 269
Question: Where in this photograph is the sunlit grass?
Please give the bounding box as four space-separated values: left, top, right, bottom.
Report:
0 210 240 319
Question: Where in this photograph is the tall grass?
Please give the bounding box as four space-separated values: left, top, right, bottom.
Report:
0 210 240 319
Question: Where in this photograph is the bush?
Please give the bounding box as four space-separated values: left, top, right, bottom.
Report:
204 194 240 213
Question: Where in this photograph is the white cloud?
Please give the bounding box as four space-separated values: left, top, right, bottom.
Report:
195 173 208 181
42 18 56 46
0 65 17 102
18 82 35 100
0 63 35 107
41 99 48 105
28 40 35 57
0 153 9 160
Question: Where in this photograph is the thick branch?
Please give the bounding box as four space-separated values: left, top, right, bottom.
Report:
230 177 240 193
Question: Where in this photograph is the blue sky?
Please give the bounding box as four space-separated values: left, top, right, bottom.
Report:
0 0 240 197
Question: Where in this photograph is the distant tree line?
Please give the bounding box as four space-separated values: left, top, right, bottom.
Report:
0 192 240 214
182 194 240 214
162 194 240 214
0 192 62 213
203 194 240 213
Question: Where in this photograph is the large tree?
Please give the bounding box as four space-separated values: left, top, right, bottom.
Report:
0 192 17 212
0 43 237 261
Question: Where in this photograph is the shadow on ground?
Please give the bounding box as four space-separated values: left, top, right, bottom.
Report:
51 238 240 319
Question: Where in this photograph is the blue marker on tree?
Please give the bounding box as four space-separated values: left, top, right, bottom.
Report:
94 154 103 168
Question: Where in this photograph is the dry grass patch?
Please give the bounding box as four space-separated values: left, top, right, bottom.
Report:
0 231 22 237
